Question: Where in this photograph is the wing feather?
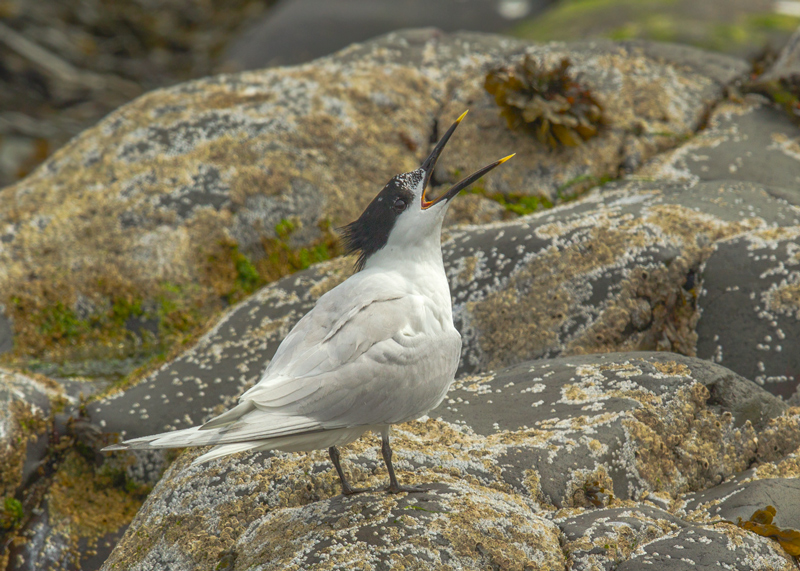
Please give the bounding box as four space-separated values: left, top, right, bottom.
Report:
201 271 461 443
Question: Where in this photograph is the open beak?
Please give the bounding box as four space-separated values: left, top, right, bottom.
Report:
420 110 515 210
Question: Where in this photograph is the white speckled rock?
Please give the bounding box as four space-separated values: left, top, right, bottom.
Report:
98 352 800 570
86 175 800 447
636 95 800 191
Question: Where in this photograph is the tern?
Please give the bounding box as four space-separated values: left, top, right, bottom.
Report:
104 111 513 494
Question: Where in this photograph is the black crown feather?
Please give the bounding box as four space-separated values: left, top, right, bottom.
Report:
339 176 417 272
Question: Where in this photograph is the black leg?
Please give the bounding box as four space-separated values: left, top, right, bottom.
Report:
381 434 426 494
328 446 368 496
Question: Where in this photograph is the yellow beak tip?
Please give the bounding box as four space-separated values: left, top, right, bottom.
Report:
456 110 469 123
497 153 516 164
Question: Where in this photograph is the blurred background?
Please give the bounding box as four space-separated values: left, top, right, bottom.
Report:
1 0 798 189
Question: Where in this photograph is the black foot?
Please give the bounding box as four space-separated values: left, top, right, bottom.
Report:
341 484 371 496
385 483 428 494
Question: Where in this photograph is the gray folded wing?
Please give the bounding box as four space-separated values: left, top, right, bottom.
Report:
197 276 461 444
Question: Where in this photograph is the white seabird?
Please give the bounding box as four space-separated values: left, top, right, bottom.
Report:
103 111 513 494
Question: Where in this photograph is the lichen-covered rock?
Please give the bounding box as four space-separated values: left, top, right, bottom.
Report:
558 505 689 570
637 95 800 191
98 352 800 570
445 180 797 380
0 369 69 571
614 526 796 570
437 39 747 197
683 476 800 528
0 30 746 372
6 449 146 571
437 352 792 505
0 369 64 501
86 176 800 445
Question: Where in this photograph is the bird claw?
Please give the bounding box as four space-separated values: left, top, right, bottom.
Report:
341 485 371 496
385 483 428 494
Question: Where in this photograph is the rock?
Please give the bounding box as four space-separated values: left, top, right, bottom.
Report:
437 352 789 506
756 25 800 87
696 228 800 398
0 369 64 500
445 179 797 380
98 352 800 570
558 505 689 570
0 373 140 571
683 475 800 527
632 93 800 396
0 369 72 571
637 95 800 192
107 478 563 570
86 175 800 445
6 450 144 571
614 526 796 570
222 0 553 69
0 30 746 373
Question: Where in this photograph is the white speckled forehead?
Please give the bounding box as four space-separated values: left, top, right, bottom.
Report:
393 169 424 192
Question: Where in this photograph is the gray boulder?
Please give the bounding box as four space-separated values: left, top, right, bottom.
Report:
99 352 800 570
683 475 800 528
87 176 800 446
614 526 795 570
0 369 65 500
637 95 800 192
696 230 800 398
0 30 745 372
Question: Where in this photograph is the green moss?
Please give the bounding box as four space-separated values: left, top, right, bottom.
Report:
235 252 260 289
744 80 800 126
110 296 144 327
512 0 678 43
297 243 330 270
470 187 554 216
156 282 203 337
4 211 341 387
748 13 800 32
274 218 296 239
259 218 339 281
512 1 800 57
557 173 614 199
38 302 89 341
1 497 23 529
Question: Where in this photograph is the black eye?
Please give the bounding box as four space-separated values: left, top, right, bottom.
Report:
393 197 407 212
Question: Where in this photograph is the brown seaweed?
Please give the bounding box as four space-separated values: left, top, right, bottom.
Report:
735 505 800 556
485 57 604 149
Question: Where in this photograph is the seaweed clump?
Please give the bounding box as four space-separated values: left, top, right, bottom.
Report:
735 505 800 556
484 57 604 148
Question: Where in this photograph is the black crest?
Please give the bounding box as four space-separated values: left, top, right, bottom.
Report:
340 173 419 271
